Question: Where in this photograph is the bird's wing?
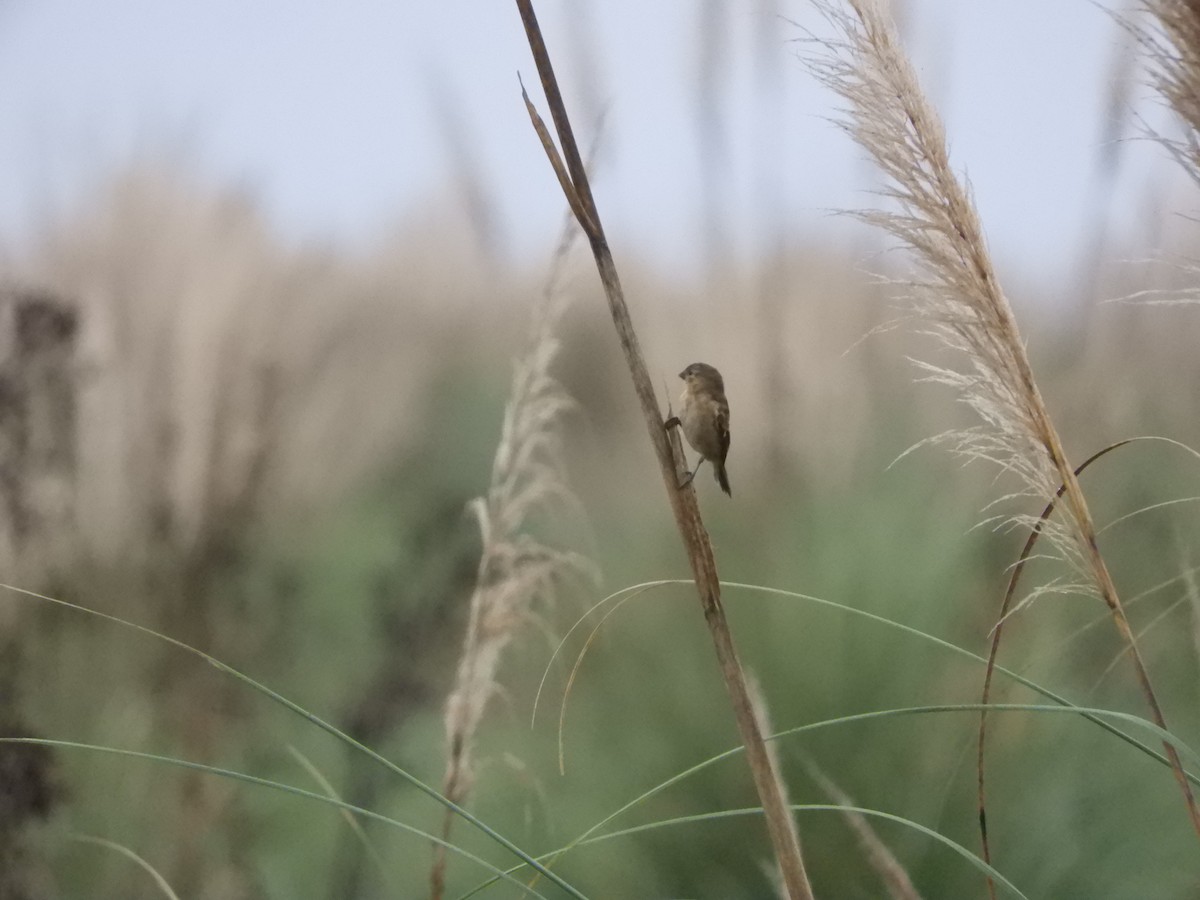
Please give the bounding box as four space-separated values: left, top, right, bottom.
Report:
715 401 730 462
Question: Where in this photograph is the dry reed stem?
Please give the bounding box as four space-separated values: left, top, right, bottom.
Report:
514 2 814 897
430 233 590 899
808 0 1200 879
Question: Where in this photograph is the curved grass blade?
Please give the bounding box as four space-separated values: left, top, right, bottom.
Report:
458 700 1198 899
557 585 661 774
0 583 586 899
70 834 181 900
586 805 1027 900
5 737 556 899
532 581 669 729
977 435 1200 883
287 745 395 893
457 573 1200 896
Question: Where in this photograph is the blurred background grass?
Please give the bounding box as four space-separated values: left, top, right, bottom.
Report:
2 2 1200 899
2 159 1198 899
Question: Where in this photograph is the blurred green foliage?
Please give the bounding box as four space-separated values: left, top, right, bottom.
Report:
16 316 1200 899
3 146 1200 900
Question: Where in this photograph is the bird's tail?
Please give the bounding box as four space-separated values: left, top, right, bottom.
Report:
715 464 731 496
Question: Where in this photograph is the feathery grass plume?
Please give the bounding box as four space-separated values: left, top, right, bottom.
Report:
1131 0 1200 185
1124 0 1200 302
806 0 1074 554
806 0 1200 877
430 232 591 900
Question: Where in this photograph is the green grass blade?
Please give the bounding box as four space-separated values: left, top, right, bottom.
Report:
459 578 1199 896
69 834 182 900
286 745 397 893
585 805 1028 900
459 700 1195 898
5 736 555 899
0 583 586 899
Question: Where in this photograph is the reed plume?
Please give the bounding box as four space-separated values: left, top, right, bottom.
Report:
807 0 1200 883
430 240 591 900
1132 0 1200 184
808 0 1072 542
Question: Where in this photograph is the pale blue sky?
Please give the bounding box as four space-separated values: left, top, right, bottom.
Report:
0 1 1185 291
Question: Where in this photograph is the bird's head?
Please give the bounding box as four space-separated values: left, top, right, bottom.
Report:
679 362 724 392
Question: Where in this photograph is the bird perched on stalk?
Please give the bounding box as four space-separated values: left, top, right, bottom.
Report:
665 362 731 496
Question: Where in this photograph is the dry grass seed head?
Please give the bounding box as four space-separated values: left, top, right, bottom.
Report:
1133 0 1200 185
806 0 1093 593
441 259 593 813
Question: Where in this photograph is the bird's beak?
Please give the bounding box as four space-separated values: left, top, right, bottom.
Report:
677 370 686 380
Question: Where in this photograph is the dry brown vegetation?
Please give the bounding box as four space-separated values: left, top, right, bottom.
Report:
2 147 1200 896
2 0 1200 897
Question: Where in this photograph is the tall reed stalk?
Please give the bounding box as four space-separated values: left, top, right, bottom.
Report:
807 0 1200 887
513 2 815 897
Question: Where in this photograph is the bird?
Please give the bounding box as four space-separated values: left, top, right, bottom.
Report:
664 362 731 496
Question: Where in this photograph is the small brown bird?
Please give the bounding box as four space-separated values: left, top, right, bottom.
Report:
665 362 731 496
